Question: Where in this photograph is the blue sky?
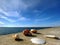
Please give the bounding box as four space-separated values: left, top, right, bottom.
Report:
0 0 60 27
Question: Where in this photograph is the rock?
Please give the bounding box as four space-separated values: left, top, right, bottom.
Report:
23 29 32 36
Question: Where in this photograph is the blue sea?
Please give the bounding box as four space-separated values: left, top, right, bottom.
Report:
0 27 51 35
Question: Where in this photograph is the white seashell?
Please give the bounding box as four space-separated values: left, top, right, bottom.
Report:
31 29 37 33
30 38 46 44
31 29 35 31
12 34 19 38
44 35 56 38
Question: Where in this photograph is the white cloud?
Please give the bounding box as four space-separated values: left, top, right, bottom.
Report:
0 0 29 11
0 0 59 12
0 21 4 24
50 21 60 27
0 16 16 22
7 11 19 17
35 17 52 22
0 10 30 23
0 0 41 11
18 17 28 21
0 8 8 15
0 8 30 22
18 17 30 21
0 0 19 11
0 9 19 17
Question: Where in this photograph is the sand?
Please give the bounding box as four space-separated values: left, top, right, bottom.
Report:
0 27 60 45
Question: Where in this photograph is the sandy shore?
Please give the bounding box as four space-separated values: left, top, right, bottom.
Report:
0 27 60 45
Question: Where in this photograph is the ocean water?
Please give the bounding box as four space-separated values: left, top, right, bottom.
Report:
0 27 51 35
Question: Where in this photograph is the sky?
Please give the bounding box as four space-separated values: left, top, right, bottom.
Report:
0 0 60 27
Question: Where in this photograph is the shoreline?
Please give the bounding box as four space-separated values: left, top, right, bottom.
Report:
0 27 52 35
0 27 60 45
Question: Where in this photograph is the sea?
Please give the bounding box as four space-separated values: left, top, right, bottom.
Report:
0 27 51 35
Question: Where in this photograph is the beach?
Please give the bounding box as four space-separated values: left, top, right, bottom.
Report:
0 27 60 45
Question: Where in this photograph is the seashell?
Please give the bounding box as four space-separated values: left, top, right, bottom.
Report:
31 38 46 44
31 29 37 33
12 34 19 39
44 35 56 38
23 29 32 36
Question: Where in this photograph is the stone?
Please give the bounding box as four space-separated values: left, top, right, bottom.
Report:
23 29 32 36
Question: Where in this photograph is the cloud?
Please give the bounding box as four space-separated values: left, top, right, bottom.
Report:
33 0 59 14
0 0 59 27
0 0 59 11
0 15 28 22
0 0 58 17
0 0 19 11
0 21 4 24
0 8 8 15
17 17 30 21
0 0 41 11
0 9 30 23
35 17 52 22
0 0 30 11
0 16 16 22
50 21 60 27
0 9 19 17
